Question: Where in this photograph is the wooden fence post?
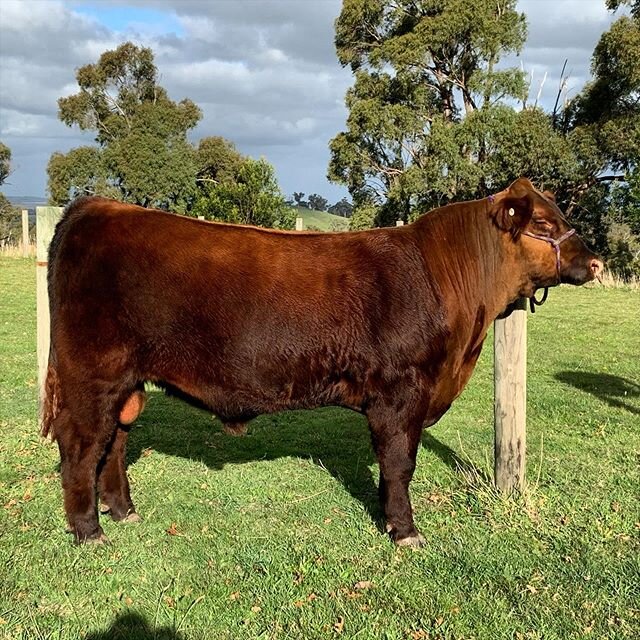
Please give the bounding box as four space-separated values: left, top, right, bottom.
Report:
21 210 29 257
36 206 63 400
494 297 527 492
295 217 304 231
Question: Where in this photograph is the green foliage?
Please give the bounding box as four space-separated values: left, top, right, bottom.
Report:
328 197 353 217
51 42 201 211
307 194 328 211
46 146 117 204
192 158 294 229
48 43 289 229
0 141 10 186
196 136 244 185
560 7 640 277
330 0 529 214
0 144 20 241
0 192 20 241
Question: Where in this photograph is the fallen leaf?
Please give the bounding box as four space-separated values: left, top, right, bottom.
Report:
333 616 344 634
229 591 240 601
251 605 261 613
124 597 133 606
141 447 153 457
166 522 182 536
354 581 373 590
165 596 175 608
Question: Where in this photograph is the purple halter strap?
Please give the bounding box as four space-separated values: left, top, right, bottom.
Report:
521 228 576 280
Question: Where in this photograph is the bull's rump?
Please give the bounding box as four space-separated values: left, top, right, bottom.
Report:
49 200 429 414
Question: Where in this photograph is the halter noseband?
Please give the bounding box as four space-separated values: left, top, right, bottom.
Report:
521 228 577 281
488 194 577 312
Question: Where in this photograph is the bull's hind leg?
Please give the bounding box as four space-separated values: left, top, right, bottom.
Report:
97 389 145 522
53 405 117 543
98 426 140 522
367 401 426 548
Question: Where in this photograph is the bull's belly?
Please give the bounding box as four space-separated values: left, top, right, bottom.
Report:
153 366 362 422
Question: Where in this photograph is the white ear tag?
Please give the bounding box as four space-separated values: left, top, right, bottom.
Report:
508 208 515 216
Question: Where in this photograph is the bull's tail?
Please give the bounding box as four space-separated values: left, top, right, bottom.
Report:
40 357 61 440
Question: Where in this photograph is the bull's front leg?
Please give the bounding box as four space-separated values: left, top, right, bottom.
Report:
367 401 426 547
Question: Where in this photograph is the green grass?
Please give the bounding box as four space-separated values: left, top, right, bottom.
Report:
291 207 350 231
0 256 638 640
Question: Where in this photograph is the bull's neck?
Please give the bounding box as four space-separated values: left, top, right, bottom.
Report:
414 200 525 322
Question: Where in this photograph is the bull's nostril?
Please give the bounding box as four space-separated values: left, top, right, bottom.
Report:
590 259 603 276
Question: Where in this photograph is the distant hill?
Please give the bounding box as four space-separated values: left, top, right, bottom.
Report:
291 206 350 231
2 196 47 225
5 195 48 209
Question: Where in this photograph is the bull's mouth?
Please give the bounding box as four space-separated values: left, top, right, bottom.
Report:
560 259 603 286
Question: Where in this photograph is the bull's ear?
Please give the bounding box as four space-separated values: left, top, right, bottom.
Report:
542 190 556 202
491 194 534 238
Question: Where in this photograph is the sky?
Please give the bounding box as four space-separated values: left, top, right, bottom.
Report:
0 0 624 202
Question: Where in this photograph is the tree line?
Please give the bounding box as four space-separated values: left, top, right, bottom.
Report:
0 0 637 276
288 192 353 217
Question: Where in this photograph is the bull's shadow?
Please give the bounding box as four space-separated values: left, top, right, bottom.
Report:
127 392 383 525
126 392 474 529
555 371 640 416
85 612 184 640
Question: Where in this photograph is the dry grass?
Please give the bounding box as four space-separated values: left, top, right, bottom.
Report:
0 243 36 258
585 269 640 290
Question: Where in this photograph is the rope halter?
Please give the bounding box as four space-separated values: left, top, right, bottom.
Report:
521 228 576 312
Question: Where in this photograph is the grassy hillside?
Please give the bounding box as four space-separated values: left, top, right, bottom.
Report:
291 206 350 231
0 257 638 639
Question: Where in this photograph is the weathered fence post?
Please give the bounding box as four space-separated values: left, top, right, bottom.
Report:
295 217 304 231
494 297 527 492
21 209 29 257
36 206 63 400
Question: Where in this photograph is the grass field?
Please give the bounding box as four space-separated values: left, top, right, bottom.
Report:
0 256 638 640
292 207 350 232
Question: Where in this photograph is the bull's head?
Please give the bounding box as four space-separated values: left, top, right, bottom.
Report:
491 178 603 296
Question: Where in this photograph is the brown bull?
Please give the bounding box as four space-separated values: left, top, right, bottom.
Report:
42 178 602 545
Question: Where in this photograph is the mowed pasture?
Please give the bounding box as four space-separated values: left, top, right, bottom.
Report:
0 256 638 640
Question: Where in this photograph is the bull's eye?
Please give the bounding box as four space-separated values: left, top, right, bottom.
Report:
533 218 553 230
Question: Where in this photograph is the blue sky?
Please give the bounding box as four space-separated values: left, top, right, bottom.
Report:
73 3 185 37
0 0 622 201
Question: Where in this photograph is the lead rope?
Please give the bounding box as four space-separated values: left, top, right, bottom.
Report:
529 287 548 313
